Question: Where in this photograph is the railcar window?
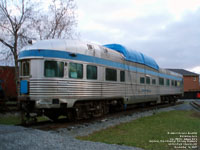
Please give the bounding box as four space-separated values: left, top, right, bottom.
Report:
146 76 150 84
159 78 164 85
69 62 83 79
166 79 170 86
152 79 156 85
87 65 97 80
44 61 64 77
140 77 145 84
21 61 30 76
120 71 125 82
177 81 180 87
106 68 117 81
175 81 177 87
171 80 175 86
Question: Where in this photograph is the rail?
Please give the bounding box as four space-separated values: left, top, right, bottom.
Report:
0 99 19 112
190 101 200 111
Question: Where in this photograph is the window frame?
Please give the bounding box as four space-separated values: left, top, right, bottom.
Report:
159 77 164 86
44 60 64 78
105 68 117 81
146 76 150 84
166 79 170 86
152 79 156 85
177 81 181 87
69 62 83 79
171 80 175 86
140 77 145 84
120 70 125 82
20 60 30 76
87 65 97 80
175 80 177 87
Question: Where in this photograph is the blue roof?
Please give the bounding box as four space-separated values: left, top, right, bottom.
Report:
103 44 159 70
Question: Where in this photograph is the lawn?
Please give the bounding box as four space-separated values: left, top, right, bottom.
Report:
77 110 200 150
0 115 22 125
0 114 50 125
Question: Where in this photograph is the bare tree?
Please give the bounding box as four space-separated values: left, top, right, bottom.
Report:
0 0 77 83
0 0 35 82
34 0 77 40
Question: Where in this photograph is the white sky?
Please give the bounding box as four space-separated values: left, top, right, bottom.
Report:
76 0 200 74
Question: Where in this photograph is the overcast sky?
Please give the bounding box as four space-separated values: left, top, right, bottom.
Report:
76 0 200 74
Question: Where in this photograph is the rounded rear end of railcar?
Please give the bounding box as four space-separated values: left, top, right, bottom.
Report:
19 55 84 121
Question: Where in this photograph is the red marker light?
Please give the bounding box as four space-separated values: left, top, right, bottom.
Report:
197 93 200 98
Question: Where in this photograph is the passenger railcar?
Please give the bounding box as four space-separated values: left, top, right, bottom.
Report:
18 39 183 121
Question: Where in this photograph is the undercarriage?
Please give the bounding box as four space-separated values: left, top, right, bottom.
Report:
19 99 124 125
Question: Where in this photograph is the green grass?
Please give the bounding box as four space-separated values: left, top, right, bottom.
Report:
0 115 50 125
0 115 21 125
77 110 200 150
0 114 69 125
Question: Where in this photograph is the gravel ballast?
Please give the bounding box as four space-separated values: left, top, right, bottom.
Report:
0 125 142 150
55 101 196 137
0 101 197 150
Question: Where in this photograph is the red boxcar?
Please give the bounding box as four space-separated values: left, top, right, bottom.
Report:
0 66 17 100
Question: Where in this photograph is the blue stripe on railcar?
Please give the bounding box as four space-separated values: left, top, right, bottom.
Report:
19 49 182 81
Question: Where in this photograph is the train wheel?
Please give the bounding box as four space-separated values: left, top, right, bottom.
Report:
67 109 76 121
45 110 60 122
49 116 58 121
47 114 59 121
20 111 37 125
102 102 109 115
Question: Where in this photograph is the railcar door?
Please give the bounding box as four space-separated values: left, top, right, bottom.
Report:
19 59 30 95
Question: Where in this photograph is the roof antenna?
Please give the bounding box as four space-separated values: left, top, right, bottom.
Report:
28 40 32 45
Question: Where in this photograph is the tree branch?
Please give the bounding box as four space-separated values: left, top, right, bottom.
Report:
0 38 14 51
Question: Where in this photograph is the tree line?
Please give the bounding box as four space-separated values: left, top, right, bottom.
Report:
0 0 77 83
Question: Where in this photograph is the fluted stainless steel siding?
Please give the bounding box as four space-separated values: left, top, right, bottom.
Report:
29 78 127 98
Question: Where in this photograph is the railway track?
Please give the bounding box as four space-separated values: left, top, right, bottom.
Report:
190 101 200 111
26 101 183 131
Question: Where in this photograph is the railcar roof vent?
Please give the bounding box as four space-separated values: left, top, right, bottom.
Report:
87 44 93 50
103 48 108 53
28 39 36 45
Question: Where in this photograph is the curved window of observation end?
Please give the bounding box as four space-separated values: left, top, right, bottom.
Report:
20 60 30 77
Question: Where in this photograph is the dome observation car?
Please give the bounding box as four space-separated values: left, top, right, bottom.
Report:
104 44 159 70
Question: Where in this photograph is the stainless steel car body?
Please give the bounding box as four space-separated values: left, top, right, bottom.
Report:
18 39 183 109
